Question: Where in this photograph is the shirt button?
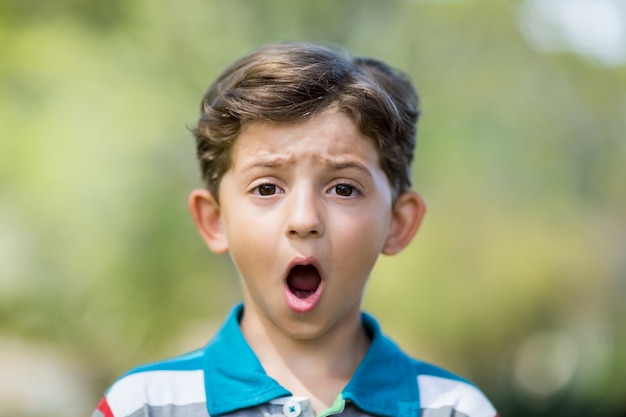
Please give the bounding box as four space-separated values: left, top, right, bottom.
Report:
283 399 302 417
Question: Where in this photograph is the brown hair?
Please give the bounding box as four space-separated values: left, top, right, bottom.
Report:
192 42 420 202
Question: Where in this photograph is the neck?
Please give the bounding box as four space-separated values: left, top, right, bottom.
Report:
240 306 370 412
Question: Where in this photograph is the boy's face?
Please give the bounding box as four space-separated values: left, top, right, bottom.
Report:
190 111 424 342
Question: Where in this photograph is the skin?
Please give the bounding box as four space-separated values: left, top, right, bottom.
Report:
189 111 426 412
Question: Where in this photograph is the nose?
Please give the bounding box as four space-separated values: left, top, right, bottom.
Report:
285 186 324 239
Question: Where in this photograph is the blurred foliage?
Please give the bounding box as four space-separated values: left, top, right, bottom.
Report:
0 0 624 416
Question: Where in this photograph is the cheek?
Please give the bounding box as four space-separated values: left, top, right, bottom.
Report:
336 206 391 246
224 211 281 270
333 212 390 269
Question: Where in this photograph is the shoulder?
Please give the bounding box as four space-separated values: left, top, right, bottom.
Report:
360 313 497 417
98 349 208 417
358 313 497 417
411 360 497 417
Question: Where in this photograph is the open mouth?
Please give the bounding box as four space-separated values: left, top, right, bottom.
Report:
286 264 321 299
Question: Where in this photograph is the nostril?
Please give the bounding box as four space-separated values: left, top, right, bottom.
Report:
288 228 321 237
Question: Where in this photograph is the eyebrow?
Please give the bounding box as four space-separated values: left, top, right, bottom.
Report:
325 160 373 179
241 155 296 171
241 156 373 179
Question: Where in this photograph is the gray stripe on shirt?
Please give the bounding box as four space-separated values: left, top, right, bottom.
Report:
421 406 470 417
126 403 210 417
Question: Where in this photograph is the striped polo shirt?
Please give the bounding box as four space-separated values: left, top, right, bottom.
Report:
93 305 497 417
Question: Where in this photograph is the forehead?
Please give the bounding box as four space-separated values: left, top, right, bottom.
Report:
230 112 380 169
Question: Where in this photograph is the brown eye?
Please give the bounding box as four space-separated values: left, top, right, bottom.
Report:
334 184 354 197
257 184 277 196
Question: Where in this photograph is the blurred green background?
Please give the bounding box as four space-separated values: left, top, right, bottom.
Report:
1 0 625 416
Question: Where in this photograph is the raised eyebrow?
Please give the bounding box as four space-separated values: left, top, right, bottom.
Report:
240 157 373 178
241 156 295 171
328 161 373 178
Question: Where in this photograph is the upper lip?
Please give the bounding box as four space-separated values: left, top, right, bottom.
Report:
285 256 324 280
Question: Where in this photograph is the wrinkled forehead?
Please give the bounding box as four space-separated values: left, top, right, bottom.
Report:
229 112 381 171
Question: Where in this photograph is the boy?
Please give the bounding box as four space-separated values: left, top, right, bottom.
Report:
92 42 498 417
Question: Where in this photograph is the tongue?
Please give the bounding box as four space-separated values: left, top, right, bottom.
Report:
287 265 321 298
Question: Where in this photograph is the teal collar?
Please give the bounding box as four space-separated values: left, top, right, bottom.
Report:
343 312 421 416
203 305 290 415
203 304 421 417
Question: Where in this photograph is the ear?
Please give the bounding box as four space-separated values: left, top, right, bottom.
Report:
188 189 229 254
382 191 426 255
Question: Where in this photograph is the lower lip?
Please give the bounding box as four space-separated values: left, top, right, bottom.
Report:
284 283 323 313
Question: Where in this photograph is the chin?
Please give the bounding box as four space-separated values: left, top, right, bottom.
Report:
279 315 330 341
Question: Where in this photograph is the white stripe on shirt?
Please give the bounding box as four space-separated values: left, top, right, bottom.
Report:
418 375 496 417
107 370 206 417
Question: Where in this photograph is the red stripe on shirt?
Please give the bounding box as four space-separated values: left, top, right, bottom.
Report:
97 397 114 417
